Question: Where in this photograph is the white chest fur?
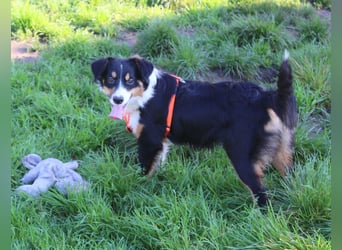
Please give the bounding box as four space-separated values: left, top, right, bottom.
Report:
127 110 141 136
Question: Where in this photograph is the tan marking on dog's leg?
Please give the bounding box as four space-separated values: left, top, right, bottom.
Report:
147 151 162 177
254 161 265 178
147 141 170 177
161 140 170 166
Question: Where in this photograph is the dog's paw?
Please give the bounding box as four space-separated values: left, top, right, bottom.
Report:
256 192 269 207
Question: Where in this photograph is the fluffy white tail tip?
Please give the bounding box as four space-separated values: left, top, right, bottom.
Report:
283 49 289 61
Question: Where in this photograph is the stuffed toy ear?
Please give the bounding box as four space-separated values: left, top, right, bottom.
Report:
91 57 113 83
22 154 42 169
129 55 154 88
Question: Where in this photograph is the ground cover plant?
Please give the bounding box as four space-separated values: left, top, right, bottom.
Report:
11 0 331 248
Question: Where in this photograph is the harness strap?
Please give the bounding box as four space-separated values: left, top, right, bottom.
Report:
164 75 181 137
124 112 133 133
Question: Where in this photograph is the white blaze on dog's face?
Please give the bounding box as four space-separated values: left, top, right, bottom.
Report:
91 56 157 118
105 60 142 106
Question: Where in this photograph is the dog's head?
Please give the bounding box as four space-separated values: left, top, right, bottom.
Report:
91 56 157 117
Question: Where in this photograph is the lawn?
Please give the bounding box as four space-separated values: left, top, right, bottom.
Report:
11 0 331 249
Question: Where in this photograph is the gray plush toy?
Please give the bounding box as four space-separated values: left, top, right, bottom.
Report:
16 154 89 197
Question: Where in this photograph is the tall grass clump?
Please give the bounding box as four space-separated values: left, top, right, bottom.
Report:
298 15 330 44
145 0 196 9
281 155 331 238
135 20 179 58
156 38 210 79
110 1 174 31
11 1 68 41
69 1 119 37
294 115 330 162
228 14 291 52
210 42 261 79
46 33 131 65
292 44 331 113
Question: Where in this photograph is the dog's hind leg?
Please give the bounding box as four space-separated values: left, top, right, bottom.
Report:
224 146 268 206
236 161 268 206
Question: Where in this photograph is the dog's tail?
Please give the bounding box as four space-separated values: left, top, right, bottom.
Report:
276 50 297 129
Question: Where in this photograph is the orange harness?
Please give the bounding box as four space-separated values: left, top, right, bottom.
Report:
123 112 133 133
124 74 181 138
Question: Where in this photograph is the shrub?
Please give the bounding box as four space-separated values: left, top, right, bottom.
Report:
227 15 291 52
11 2 65 41
209 42 261 80
70 2 119 37
156 38 210 79
135 20 179 58
298 16 330 44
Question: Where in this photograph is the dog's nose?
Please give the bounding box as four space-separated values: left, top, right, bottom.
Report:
113 96 124 105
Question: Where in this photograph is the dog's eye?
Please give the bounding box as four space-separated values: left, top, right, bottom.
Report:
126 78 134 85
107 77 115 85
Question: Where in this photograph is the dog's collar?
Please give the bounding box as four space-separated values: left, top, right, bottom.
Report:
123 74 181 137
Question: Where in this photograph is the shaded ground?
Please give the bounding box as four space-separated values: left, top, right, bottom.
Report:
116 31 137 48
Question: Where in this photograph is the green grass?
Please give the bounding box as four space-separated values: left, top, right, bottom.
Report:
135 19 179 58
11 0 330 249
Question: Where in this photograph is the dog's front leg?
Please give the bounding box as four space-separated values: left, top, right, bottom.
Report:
137 131 164 177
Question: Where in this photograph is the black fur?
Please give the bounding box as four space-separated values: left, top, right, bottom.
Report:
91 54 297 207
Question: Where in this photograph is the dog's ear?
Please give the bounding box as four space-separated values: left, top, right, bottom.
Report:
129 55 154 87
91 57 113 83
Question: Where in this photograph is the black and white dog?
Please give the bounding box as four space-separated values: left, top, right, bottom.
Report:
91 51 297 206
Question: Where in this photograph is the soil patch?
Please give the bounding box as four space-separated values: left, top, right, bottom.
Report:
316 9 331 31
11 40 40 62
116 31 138 48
